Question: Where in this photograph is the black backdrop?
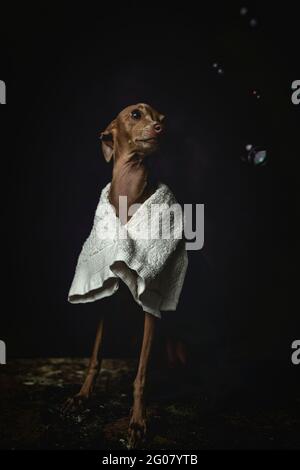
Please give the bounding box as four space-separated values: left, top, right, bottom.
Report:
0 3 298 395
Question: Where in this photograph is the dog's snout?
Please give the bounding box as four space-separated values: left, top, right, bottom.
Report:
154 123 163 134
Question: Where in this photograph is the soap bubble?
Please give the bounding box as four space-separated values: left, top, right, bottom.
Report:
212 62 224 76
252 90 261 99
250 18 258 27
253 150 267 166
242 146 268 166
240 7 248 16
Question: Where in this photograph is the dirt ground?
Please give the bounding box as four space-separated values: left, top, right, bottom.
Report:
0 358 299 450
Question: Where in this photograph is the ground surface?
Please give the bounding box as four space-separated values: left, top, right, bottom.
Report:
0 358 299 450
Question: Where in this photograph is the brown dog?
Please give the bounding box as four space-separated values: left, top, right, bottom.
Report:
64 104 166 447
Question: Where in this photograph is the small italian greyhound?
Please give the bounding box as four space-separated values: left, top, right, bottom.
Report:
63 103 183 448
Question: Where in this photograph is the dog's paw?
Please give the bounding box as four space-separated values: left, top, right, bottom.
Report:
128 409 147 449
61 393 90 415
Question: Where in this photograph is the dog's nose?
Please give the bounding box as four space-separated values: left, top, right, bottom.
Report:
154 123 163 134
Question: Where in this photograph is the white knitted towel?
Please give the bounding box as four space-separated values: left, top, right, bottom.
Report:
68 182 188 318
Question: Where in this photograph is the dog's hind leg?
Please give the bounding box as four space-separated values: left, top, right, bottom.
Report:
62 315 105 413
128 312 156 448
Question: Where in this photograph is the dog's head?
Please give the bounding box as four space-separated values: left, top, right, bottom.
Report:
100 103 165 163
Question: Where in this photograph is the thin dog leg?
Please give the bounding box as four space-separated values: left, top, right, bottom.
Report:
63 316 105 412
128 312 156 447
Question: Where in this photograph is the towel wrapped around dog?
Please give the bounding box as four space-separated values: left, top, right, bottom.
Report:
68 182 188 318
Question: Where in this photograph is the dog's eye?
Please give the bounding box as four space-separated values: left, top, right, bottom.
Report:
131 109 142 120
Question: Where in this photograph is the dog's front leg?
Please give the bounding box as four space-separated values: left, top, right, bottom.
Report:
128 312 156 448
63 315 105 412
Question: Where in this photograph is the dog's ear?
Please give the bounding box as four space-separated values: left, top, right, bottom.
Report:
100 119 116 162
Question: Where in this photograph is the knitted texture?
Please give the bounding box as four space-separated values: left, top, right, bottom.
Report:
68 182 188 318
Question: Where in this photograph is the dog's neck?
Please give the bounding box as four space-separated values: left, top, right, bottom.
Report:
109 150 155 218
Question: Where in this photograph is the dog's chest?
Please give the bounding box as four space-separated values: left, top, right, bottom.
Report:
109 181 156 222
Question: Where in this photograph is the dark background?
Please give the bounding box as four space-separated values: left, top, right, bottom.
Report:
0 3 299 395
